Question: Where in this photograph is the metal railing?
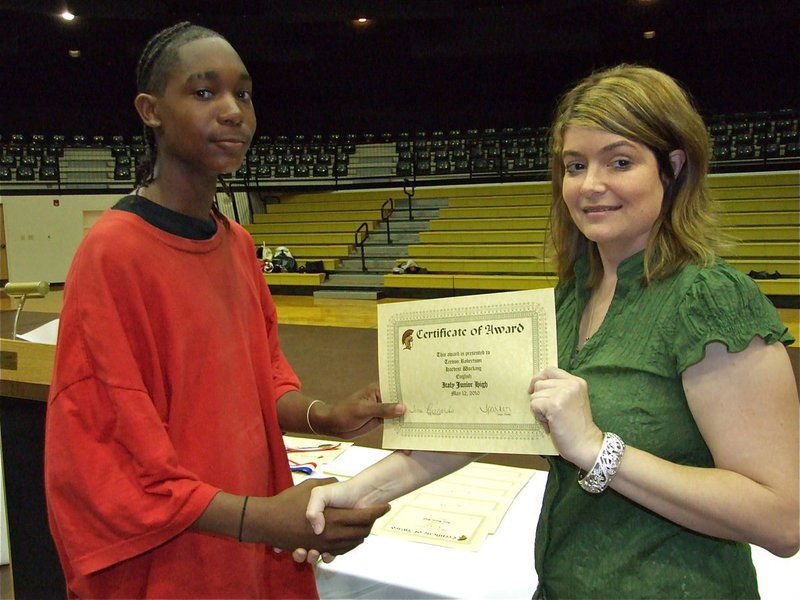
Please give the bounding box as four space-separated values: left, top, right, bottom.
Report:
403 178 416 221
355 222 370 272
381 197 395 244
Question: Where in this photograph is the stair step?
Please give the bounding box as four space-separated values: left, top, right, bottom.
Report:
352 246 409 258
365 235 418 245
325 273 386 286
336 257 402 273
313 289 385 300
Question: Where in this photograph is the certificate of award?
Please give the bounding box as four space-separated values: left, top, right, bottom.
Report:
379 288 558 455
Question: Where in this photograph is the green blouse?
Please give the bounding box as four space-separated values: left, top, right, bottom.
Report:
534 252 794 599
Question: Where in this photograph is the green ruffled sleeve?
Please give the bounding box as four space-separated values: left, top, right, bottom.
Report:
673 260 794 373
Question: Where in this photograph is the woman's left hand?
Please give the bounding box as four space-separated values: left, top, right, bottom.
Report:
528 367 604 469
321 384 406 439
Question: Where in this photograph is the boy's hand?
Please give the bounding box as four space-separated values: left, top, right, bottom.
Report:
318 383 405 439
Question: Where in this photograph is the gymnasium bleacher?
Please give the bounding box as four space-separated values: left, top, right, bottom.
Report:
1 108 798 304
2 109 798 188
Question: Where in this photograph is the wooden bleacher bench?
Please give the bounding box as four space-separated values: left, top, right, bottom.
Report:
383 273 559 291
245 221 376 234
429 217 551 231
263 272 326 286
723 226 799 242
396 257 554 274
383 273 456 289
712 186 799 200
249 232 362 245
266 199 386 213
451 274 560 291
277 181 551 204
748 279 800 296
707 172 799 188
445 194 550 208
438 205 551 219
714 198 799 212
384 268 798 298
721 241 799 259
406 244 545 258
727 259 799 277
722 212 799 226
253 210 384 223
418 230 547 244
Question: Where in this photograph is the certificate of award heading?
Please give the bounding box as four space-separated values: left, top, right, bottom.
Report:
379 288 558 455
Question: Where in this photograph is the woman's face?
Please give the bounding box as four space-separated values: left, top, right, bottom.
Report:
153 36 256 177
560 126 667 262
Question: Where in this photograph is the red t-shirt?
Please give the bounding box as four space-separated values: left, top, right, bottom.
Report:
45 208 317 598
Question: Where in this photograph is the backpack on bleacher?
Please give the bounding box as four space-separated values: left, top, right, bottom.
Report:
272 246 298 273
304 260 325 274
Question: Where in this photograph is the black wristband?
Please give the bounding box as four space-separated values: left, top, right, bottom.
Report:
238 496 249 542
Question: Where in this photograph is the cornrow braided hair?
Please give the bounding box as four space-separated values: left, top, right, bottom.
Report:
134 21 232 227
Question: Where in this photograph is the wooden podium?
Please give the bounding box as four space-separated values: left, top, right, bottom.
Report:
0 338 65 599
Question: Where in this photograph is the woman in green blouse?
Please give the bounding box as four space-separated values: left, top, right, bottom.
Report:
299 65 799 598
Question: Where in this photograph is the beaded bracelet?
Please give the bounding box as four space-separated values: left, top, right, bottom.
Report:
578 432 625 494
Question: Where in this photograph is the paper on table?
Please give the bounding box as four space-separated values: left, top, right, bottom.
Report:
17 318 59 345
371 461 536 551
282 435 353 479
379 289 558 454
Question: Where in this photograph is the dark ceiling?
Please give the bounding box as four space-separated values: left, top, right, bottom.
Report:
1 0 798 138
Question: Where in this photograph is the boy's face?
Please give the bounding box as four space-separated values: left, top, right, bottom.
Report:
153 36 256 176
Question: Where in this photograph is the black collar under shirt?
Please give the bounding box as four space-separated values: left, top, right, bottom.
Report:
112 194 218 240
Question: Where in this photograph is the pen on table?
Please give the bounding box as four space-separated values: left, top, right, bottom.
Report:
285 442 341 453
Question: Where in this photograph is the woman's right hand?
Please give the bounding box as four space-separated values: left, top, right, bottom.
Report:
290 477 378 564
253 478 388 557
528 366 603 469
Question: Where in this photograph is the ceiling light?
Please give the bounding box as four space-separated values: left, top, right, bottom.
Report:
68 49 80 58
643 30 656 39
61 10 75 21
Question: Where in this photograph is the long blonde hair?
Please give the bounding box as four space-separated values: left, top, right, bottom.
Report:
548 64 725 287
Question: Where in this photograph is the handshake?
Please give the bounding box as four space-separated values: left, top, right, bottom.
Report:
262 474 382 564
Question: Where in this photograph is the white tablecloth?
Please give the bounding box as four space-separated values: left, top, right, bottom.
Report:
315 447 799 599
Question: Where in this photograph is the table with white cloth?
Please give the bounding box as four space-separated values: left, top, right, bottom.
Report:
312 445 799 600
